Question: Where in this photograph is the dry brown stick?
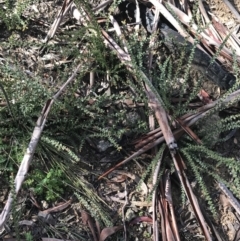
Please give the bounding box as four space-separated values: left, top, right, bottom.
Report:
159 170 176 241
164 170 181 241
198 0 223 45
152 146 165 241
147 5 161 140
149 0 192 39
158 186 167 241
43 0 73 43
175 118 203 145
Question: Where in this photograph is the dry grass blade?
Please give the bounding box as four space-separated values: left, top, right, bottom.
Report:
149 0 193 39
198 0 222 41
109 15 129 54
164 2 216 46
148 8 160 69
175 118 203 145
148 5 160 132
92 0 113 13
134 0 140 32
0 63 83 229
159 171 178 241
152 146 165 241
211 18 240 54
134 127 164 149
43 0 73 43
158 187 167 241
172 152 212 240
162 170 181 241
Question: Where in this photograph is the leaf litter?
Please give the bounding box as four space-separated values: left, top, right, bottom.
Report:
0 0 240 240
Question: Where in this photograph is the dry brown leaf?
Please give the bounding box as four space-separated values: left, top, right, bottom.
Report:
129 216 153 225
81 210 98 241
40 199 71 214
99 226 123 241
198 89 213 105
176 118 203 145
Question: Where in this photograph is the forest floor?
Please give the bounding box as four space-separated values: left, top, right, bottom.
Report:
0 0 240 241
